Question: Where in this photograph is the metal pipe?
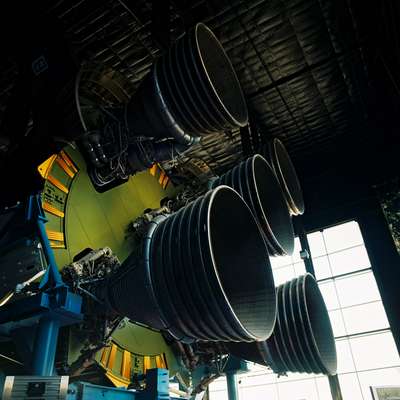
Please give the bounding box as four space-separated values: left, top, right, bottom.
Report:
294 217 315 276
226 372 239 400
36 222 61 286
31 318 60 376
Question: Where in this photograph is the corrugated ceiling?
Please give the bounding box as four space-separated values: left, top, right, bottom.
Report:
0 0 380 174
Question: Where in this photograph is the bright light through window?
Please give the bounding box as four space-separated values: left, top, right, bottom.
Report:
209 221 400 400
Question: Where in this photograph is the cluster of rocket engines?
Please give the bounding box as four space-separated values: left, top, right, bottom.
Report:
95 23 337 377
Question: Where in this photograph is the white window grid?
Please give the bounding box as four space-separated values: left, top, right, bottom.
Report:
209 221 400 400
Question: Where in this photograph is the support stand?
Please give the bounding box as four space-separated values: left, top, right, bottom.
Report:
0 194 83 376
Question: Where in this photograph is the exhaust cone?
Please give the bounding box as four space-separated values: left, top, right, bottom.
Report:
228 274 337 375
267 138 304 215
212 154 294 256
108 186 276 343
126 23 248 144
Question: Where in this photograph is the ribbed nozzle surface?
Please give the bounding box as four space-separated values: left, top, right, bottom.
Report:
126 23 248 144
268 138 305 215
228 274 337 375
212 154 294 256
108 186 276 343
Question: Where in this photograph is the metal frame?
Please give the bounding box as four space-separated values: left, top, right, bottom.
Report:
67 369 176 400
0 194 83 376
3 375 69 400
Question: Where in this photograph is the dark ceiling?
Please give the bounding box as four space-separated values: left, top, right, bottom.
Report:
0 0 399 181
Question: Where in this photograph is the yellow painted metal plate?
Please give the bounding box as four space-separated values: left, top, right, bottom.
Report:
46 230 64 242
56 156 75 178
121 350 131 379
38 154 58 179
42 202 65 218
47 175 69 194
60 150 78 173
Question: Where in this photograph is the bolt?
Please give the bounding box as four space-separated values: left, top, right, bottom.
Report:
300 249 309 260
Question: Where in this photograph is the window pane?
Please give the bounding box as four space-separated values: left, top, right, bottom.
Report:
272 265 296 286
314 256 332 280
338 373 363 400
247 362 269 373
318 281 340 310
209 377 227 391
239 373 274 386
293 261 306 276
308 231 326 257
323 221 364 253
315 376 333 400
329 310 347 337
350 332 400 370
342 301 389 335
240 384 279 400
358 367 400 400
209 391 228 400
271 254 292 269
335 271 381 307
328 245 370 276
277 379 319 400
336 338 356 373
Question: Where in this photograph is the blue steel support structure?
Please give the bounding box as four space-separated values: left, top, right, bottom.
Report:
224 356 248 400
27 194 66 375
0 194 82 376
31 318 61 376
226 372 239 400
26 194 64 289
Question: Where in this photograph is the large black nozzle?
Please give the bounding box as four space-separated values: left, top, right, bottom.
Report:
228 274 337 375
107 186 276 343
126 23 248 145
267 138 304 215
211 154 294 256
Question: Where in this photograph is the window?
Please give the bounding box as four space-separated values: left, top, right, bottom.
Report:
209 221 400 400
